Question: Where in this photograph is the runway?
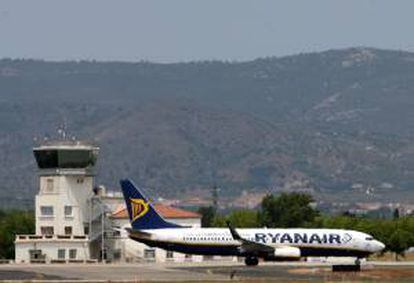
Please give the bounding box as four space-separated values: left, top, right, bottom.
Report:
0 261 413 282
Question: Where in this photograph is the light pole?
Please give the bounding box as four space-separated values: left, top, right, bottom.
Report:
101 202 105 263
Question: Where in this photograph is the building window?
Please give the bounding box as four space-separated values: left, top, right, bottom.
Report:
76 178 84 184
166 250 174 259
64 226 72 235
57 249 65 259
84 226 89 235
40 226 54 235
40 206 54 216
69 249 77 259
64 206 73 216
144 249 155 259
113 249 122 260
46 179 54 193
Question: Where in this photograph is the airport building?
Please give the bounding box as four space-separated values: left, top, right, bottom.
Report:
111 203 202 262
14 140 202 264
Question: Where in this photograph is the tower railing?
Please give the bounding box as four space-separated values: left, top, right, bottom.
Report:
16 234 89 241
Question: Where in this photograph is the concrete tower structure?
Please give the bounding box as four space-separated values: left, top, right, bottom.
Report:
15 140 99 263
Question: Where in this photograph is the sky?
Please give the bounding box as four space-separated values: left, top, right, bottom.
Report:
1 0 414 62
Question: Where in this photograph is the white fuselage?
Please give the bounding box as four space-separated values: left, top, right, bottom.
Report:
129 227 385 259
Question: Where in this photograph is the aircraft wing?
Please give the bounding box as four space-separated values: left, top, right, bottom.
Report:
227 222 274 255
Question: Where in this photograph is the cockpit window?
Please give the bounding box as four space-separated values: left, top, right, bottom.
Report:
365 237 374 241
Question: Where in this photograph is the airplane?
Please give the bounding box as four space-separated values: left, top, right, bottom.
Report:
120 179 385 266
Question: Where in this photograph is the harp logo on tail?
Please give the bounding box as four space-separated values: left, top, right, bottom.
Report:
130 199 149 221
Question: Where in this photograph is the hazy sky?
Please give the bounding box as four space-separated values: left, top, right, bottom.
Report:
1 0 414 62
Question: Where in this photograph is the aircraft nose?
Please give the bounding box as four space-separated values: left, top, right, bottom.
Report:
374 240 385 252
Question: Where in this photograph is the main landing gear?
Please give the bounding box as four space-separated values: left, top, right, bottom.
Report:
354 258 361 266
244 256 259 266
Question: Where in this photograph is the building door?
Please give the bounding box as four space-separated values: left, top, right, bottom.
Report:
29 249 45 263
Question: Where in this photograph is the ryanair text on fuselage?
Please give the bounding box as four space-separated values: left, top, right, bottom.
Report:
254 232 351 245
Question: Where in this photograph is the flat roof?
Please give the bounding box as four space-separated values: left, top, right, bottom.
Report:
34 140 99 151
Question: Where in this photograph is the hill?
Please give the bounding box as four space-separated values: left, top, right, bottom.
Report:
1 47 413 208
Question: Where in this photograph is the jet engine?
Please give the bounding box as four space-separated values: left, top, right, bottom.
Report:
273 246 301 258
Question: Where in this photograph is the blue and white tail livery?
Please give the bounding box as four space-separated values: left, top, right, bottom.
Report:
120 178 385 266
120 179 181 230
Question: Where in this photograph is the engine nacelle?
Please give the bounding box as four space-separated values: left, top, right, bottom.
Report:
273 246 301 258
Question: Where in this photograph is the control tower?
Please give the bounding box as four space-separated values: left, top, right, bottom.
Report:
15 140 99 263
33 141 99 236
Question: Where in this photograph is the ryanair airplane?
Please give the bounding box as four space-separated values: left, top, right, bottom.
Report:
120 179 385 266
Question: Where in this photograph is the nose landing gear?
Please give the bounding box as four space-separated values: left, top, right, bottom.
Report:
244 256 259 266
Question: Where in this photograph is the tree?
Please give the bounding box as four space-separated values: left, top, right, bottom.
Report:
226 210 259 228
212 214 227 227
322 215 361 230
258 192 318 228
0 210 35 259
197 206 216 227
388 229 414 260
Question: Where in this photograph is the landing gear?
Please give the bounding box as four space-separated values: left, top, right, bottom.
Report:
354 258 361 266
244 256 259 266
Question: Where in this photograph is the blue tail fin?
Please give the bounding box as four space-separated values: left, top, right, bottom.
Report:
120 179 182 230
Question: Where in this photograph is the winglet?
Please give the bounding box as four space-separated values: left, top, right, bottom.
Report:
226 221 242 240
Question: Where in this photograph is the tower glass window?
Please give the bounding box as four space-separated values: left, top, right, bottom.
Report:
34 149 97 169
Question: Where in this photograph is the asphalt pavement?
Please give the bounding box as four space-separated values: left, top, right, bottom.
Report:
0 261 413 282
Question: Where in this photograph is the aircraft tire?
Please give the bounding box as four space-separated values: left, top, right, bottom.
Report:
354 258 361 266
245 256 259 266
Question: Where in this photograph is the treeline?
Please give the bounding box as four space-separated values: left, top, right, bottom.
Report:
199 193 414 260
0 210 34 259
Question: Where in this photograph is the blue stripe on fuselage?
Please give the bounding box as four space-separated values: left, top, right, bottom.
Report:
131 236 239 256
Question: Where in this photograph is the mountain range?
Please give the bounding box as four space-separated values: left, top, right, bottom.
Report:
1 47 413 208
